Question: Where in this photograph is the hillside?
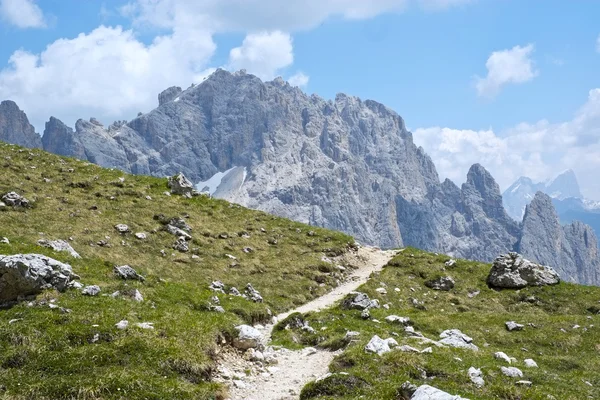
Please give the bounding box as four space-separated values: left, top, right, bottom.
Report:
0 142 355 399
272 249 600 400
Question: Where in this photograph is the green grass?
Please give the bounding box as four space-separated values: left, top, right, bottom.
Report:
0 143 354 399
272 248 600 400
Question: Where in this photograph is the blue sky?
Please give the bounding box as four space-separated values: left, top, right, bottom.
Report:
1 0 600 196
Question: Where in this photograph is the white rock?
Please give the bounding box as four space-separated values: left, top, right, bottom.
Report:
398 345 420 353
494 352 512 364
410 384 469 400
421 347 433 353
132 289 144 302
135 232 147 240
385 338 399 348
516 380 532 386
376 287 387 294
439 329 478 351
233 325 263 350
82 285 101 296
37 239 81 258
500 366 523 378
385 315 411 325
468 367 485 387
115 320 129 330
114 224 130 233
365 335 391 355
135 322 154 330
233 380 246 389
505 321 524 331
523 358 538 368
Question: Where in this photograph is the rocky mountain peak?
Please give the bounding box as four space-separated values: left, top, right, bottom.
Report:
0 100 42 149
158 86 182 106
546 169 582 199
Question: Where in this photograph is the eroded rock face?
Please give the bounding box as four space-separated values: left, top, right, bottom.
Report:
0 254 79 302
487 252 560 289
0 100 42 149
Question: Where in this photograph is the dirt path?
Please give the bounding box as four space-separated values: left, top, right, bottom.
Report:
219 246 398 400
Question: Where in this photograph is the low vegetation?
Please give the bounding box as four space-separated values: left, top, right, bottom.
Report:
273 248 600 400
0 143 354 399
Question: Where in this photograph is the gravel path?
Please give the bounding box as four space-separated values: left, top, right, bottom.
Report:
221 246 398 400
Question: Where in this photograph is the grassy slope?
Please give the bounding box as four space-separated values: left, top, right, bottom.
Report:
273 249 600 400
0 143 354 400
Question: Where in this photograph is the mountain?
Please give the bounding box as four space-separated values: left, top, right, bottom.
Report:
517 192 600 285
2 69 600 285
502 170 582 221
0 100 42 149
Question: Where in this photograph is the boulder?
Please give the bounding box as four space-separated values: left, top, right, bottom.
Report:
341 292 380 310
425 276 455 291
2 192 31 208
365 335 391 355
410 384 469 400
439 329 478 351
505 321 524 331
494 351 512 364
37 239 80 258
233 325 262 350
0 254 79 302
82 285 101 296
114 224 130 234
500 366 523 378
114 265 145 281
523 358 538 368
468 367 484 387
168 173 195 196
487 252 560 289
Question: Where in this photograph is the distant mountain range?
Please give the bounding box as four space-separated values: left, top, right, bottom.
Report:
503 170 600 241
1 69 599 285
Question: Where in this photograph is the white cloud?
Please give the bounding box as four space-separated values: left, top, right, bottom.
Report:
288 72 310 87
0 0 45 28
0 0 473 132
475 44 538 98
413 88 600 198
227 31 293 80
0 25 216 129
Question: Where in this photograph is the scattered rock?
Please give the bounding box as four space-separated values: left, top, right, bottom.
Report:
523 358 538 368
135 232 147 240
82 285 101 296
365 335 391 355
245 283 263 302
165 224 192 240
37 239 80 258
439 329 478 351
385 315 411 325
168 173 195 196
487 252 560 289
361 308 370 319
398 345 420 353
410 384 469 400
114 224 130 234
173 237 189 252
516 380 532 387
2 192 31 208
233 325 263 350
468 367 484 387
341 292 380 310
445 259 456 267
135 322 154 329
376 287 387 294
505 321 524 331
494 351 512 364
0 237 9 244
500 366 523 378
114 265 145 281
210 281 226 293
132 289 144 302
467 290 480 298
116 320 129 330
0 254 79 302
425 276 455 291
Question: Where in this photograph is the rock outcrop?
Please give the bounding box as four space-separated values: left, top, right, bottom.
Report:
0 100 42 149
0 254 79 303
487 252 560 289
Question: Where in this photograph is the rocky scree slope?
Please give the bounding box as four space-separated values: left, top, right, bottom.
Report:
3 69 600 285
0 142 356 399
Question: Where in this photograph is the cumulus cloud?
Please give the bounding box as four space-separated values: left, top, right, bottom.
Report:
0 0 473 132
0 0 45 28
475 44 538 98
227 31 293 80
288 72 310 87
413 88 600 198
0 25 216 129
